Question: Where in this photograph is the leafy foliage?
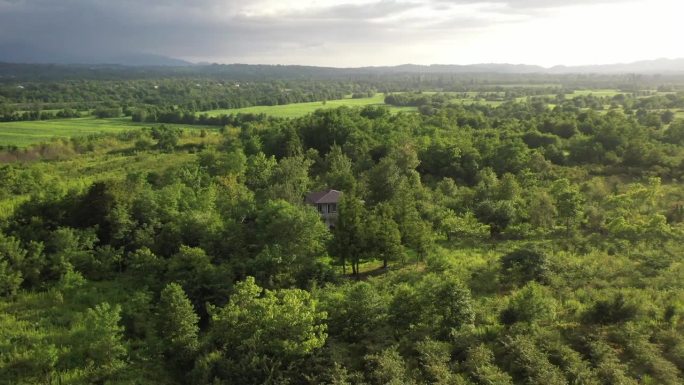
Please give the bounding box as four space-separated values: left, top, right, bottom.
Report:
1 75 684 384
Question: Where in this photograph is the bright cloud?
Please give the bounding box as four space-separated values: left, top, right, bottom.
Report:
0 0 682 66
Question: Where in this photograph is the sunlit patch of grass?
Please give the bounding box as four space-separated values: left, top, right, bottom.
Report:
0 117 209 147
201 94 416 118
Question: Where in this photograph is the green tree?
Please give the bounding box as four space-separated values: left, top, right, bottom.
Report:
392 184 434 257
253 200 331 285
197 147 247 177
416 338 466 385
365 203 404 268
550 179 584 233
127 247 164 287
75 303 127 381
158 283 200 369
661 110 675 124
464 344 514 385
663 119 684 145
324 144 356 192
528 190 557 229
166 246 229 309
0 232 25 296
201 277 327 383
500 247 551 286
475 200 517 237
245 152 277 192
420 273 475 338
151 125 181 152
365 347 415 385
333 193 367 275
497 173 521 201
256 200 330 259
0 255 22 296
267 155 313 204
323 281 387 341
440 210 490 241
501 282 557 325
503 334 568 385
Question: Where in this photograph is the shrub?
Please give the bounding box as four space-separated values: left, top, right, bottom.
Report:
500 246 551 286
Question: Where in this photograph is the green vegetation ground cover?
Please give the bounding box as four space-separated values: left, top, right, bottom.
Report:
0 117 209 147
566 89 622 97
1 91 684 384
3 85 679 148
2 71 684 384
200 93 416 118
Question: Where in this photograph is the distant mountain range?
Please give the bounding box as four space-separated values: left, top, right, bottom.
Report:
545 58 684 74
0 46 683 75
0 44 192 66
349 59 684 74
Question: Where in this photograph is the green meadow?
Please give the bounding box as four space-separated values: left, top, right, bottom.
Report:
0 95 415 147
0 117 206 148
1 89 679 149
566 89 622 97
201 93 416 118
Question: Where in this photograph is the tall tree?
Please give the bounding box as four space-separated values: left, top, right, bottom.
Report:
253 200 330 285
0 232 25 296
550 178 584 233
333 193 366 275
76 303 127 381
365 203 404 268
158 283 200 370
267 155 313 204
323 144 356 192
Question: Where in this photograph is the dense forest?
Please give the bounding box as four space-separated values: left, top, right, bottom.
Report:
1 70 684 384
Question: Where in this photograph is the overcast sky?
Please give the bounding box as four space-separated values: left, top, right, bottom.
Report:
0 0 682 67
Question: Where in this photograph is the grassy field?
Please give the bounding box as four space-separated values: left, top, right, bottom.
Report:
201 94 416 118
0 117 207 148
1 95 413 147
1 89 676 148
566 89 622 97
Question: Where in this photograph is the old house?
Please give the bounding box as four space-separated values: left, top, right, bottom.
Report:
305 189 341 228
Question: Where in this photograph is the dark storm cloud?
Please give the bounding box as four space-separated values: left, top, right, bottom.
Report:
0 0 637 62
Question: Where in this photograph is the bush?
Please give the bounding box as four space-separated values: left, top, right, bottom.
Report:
585 293 640 324
93 107 122 119
501 282 556 325
151 125 181 151
500 246 551 286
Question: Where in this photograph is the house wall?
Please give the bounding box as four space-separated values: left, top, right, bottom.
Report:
312 203 338 228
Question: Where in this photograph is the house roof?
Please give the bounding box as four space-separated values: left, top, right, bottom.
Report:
306 189 342 204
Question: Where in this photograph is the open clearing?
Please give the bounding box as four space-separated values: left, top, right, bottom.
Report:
0 117 205 148
201 94 416 118
566 89 622 98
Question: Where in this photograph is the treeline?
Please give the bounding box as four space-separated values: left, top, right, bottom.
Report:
384 92 452 107
130 107 274 127
0 79 366 113
5 62 684 87
0 107 82 122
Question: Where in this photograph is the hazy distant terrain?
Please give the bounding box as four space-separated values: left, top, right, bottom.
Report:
1 56 683 79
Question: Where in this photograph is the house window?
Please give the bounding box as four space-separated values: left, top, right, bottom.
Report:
330 204 337 213
317 204 323 213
